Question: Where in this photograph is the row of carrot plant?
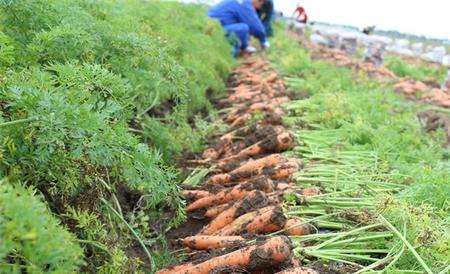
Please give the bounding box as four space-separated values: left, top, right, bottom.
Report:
0 0 232 272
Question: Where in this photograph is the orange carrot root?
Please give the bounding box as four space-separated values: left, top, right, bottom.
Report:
199 190 268 235
283 218 314 236
242 206 286 234
182 235 245 250
182 190 210 200
216 206 276 236
155 262 195 274
229 154 287 174
175 236 292 274
186 176 274 212
205 204 229 218
208 173 232 185
300 187 321 197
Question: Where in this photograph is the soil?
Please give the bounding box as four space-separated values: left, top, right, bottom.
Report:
166 215 210 248
147 99 177 118
115 183 142 213
307 262 359 274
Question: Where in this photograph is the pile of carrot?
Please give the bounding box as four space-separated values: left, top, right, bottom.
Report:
158 59 319 274
293 30 450 111
219 60 292 128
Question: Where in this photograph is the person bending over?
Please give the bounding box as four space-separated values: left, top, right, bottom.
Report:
257 0 274 37
208 0 269 57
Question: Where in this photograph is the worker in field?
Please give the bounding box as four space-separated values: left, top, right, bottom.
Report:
207 0 269 57
362 25 376 35
257 0 274 37
293 3 308 24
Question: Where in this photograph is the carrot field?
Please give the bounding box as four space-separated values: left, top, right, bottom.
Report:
0 1 449 274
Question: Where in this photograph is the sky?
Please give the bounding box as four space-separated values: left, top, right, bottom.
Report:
181 0 450 40
275 0 450 40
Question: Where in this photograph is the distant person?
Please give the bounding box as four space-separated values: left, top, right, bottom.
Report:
293 3 308 24
207 0 269 57
256 0 274 37
362 25 376 35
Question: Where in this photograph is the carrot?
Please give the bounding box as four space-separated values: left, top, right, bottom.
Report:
240 176 274 192
205 204 229 218
218 206 286 236
276 267 319 274
283 218 313 236
185 177 273 212
230 114 251 128
219 132 234 142
217 158 248 173
241 75 263 85
241 206 286 234
176 236 292 274
263 159 300 180
232 97 289 114
182 190 210 200
217 154 287 173
268 165 297 179
261 112 283 125
266 187 320 206
264 72 278 83
220 131 294 163
202 148 220 160
207 173 232 185
155 262 195 274
268 191 284 204
218 128 286 166
185 187 246 212
245 102 274 113
182 235 245 250
299 187 321 197
215 206 276 236
232 87 255 96
208 158 299 185
276 183 291 191
228 154 287 174
199 190 268 235
273 131 296 150
201 133 234 160
288 256 302 268
240 59 267 68
185 159 210 165
227 90 262 101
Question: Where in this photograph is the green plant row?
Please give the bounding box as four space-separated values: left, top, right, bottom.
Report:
269 27 449 272
384 55 448 83
0 0 232 272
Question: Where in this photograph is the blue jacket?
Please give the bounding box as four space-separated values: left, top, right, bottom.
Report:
208 0 267 43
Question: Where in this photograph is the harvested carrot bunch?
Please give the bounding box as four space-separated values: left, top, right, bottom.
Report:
185 176 274 212
171 236 292 274
165 59 312 274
